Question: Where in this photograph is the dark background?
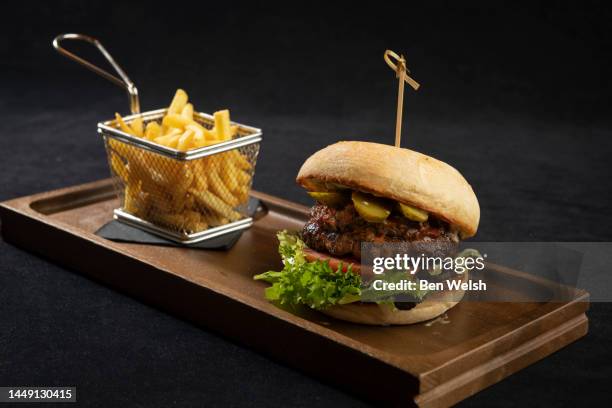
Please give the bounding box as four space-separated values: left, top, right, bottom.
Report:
1 1 611 406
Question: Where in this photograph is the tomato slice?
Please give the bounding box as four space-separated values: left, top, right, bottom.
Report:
303 247 361 274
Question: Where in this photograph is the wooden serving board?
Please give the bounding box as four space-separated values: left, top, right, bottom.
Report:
0 179 589 407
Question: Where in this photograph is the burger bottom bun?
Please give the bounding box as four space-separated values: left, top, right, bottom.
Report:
322 271 468 326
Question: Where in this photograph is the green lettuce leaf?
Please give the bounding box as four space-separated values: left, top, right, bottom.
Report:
253 231 361 310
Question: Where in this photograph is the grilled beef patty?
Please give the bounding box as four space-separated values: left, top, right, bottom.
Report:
302 203 459 261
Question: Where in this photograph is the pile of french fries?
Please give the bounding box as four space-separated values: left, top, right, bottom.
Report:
107 89 253 234
114 89 240 152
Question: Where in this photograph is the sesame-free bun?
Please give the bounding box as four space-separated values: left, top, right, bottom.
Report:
296 141 480 237
322 272 468 325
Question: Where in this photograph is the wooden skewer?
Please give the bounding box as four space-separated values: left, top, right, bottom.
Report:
384 50 420 148
395 60 406 148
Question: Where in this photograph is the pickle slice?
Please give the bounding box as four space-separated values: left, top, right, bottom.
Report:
351 191 391 223
307 191 349 207
398 203 429 222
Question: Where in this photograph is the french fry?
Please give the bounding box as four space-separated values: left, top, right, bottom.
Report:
177 129 195 151
208 169 239 207
126 158 157 196
220 159 239 191
228 150 252 170
201 212 229 227
162 126 182 137
235 169 252 185
155 133 181 148
194 172 208 191
144 122 161 140
124 182 143 214
111 147 150 193
191 160 208 190
184 210 207 232
162 113 191 129
168 89 188 114
181 103 194 121
204 127 218 140
123 187 138 214
115 113 134 135
214 109 231 141
187 121 207 134
189 189 241 221
110 152 129 183
130 116 144 137
186 123 204 142
192 135 221 148
234 186 249 205
170 165 194 211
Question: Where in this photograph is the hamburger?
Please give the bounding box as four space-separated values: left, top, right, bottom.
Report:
255 141 480 325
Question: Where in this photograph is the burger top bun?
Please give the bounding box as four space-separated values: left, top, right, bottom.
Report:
296 141 480 238
322 271 468 325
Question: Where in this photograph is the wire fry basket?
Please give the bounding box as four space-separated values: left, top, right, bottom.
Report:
53 33 262 244
99 110 261 244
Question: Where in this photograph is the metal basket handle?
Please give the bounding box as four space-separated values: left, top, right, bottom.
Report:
52 33 140 114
